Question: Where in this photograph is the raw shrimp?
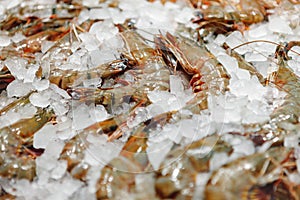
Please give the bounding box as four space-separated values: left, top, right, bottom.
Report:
205 147 300 200
60 111 167 199
155 31 230 102
68 59 170 111
0 106 54 180
59 27 171 189
231 41 300 145
49 58 130 90
46 22 159 90
117 23 158 65
155 135 233 199
0 28 68 60
67 27 171 111
190 0 266 27
98 29 230 140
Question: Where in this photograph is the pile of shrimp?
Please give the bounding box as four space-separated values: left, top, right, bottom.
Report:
0 0 300 199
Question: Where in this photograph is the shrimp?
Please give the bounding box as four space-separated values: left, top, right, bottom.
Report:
190 0 266 26
230 41 300 145
45 22 158 90
66 26 171 109
60 111 166 199
0 15 73 37
95 122 158 199
155 134 233 199
49 58 130 90
90 30 230 140
0 28 68 60
117 23 158 65
59 26 171 185
155 31 230 103
205 147 300 200
0 107 54 180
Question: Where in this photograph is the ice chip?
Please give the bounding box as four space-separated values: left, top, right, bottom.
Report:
29 92 50 108
284 135 299 148
175 7 194 24
7 80 33 97
225 31 248 54
33 79 50 91
147 139 173 170
217 54 238 74
51 160 67 180
72 104 95 130
209 152 230 171
41 40 55 54
170 75 184 95
268 16 293 34
33 124 57 149
248 24 268 38
0 35 11 47
89 8 111 20
79 32 100 51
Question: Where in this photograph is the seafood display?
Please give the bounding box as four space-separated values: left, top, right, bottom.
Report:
0 0 300 199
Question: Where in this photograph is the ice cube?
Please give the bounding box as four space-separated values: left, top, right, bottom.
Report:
268 16 293 34
0 5 4 15
0 35 10 47
11 32 26 43
209 152 229 171
178 119 197 139
170 75 184 95
245 52 268 62
7 80 33 97
147 139 173 170
89 8 111 20
83 77 102 88
86 166 102 193
24 64 39 83
43 139 65 159
225 31 248 54
217 54 238 74
248 24 268 38
233 140 255 156
109 8 125 24
284 134 299 148
33 124 57 149
79 33 100 51
29 92 50 108
175 7 194 24
49 84 71 99
41 40 55 53
4 58 27 80
51 101 69 116
163 124 182 144
33 79 50 91
72 104 95 130
84 143 121 166
82 0 98 7
51 160 67 180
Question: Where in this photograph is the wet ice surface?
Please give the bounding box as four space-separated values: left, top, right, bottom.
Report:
1 0 300 199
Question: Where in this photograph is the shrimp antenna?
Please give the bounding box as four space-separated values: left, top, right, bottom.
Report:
232 40 300 56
